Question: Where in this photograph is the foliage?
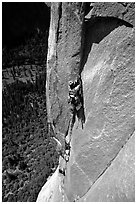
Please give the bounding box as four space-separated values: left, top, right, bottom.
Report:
2 31 48 68
2 30 59 202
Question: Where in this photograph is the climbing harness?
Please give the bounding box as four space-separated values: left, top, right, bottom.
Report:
64 76 85 162
68 76 84 127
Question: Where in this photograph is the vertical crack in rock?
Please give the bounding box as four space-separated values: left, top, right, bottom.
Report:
75 161 92 184
46 2 63 126
53 3 87 200
45 4 67 200
66 76 86 144
77 130 135 201
43 2 134 202
56 3 62 44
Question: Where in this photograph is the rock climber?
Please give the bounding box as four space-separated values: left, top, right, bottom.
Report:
68 77 83 115
65 77 85 161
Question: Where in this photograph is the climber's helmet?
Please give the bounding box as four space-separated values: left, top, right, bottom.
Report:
69 80 75 89
69 81 73 86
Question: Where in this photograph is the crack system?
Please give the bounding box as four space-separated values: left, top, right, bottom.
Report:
76 130 135 201
47 3 86 201
46 3 134 201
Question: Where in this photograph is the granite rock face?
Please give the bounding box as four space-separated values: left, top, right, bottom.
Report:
37 2 135 202
64 23 135 201
37 166 68 202
46 2 85 136
79 132 135 202
85 2 135 26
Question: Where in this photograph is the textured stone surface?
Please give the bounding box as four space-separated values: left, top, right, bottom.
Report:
86 2 135 26
37 2 135 202
65 24 135 200
79 132 135 202
64 162 92 201
46 2 85 136
36 166 65 202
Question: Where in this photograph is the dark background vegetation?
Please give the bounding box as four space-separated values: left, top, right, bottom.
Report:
2 2 50 48
2 3 59 202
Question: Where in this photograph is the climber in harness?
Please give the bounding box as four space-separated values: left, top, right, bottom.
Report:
65 76 83 146
68 75 85 132
68 77 83 115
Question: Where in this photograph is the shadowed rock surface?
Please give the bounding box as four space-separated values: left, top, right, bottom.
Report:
85 2 135 26
46 2 85 136
65 23 135 201
37 2 135 202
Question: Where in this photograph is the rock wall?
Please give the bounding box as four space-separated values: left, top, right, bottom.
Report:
37 2 135 202
46 2 86 136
